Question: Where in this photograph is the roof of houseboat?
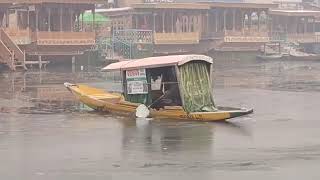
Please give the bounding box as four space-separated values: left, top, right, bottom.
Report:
132 3 210 10
102 55 213 71
15 0 104 4
201 2 278 9
269 9 320 17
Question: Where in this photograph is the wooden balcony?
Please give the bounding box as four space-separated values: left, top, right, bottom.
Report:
34 31 96 46
223 30 270 43
201 30 270 43
154 32 200 44
287 33 320 43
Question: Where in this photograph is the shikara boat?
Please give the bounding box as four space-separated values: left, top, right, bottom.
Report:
65 55 253 121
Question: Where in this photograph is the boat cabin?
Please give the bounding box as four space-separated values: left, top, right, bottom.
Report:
103 55 217 112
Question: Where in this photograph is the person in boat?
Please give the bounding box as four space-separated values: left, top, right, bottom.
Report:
150 69 182 109
150 83 181 109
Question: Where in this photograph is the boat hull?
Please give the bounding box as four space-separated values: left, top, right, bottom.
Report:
64 83 253 121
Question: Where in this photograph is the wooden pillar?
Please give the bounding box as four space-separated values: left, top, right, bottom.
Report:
285 16 288 33
304 17 307 33
60 7 63 31
215 10 218 32
223 9 226 31
153 13 156 32
270 15 273 35
5 9 9 27
27 8 30 29
92 8 95 32
81 12 84 31
186 15 189 32
313 17 316 33
162 12 165 33
35 8 39 31
241 10 244 30
232 9 236 31
248 11 252 32
135 15 138 29
198 13 202 35
171 10 174 33
258 12 260 32
77 13 80 32
70 9 73 32
38 55 42 70
206 10 209 33
48 8 51 32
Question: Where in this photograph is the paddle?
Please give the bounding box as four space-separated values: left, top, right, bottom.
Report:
135 93 166 118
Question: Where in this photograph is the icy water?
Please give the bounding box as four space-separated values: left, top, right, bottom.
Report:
1 56 320 180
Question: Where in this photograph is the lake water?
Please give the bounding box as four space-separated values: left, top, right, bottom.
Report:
1 54 320 180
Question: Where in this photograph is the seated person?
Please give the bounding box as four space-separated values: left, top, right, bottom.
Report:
150 84 182 109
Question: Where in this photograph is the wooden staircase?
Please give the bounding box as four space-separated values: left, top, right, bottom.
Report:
0 28 27 71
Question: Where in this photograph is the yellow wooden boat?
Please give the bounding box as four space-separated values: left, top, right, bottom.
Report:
65 55 253 121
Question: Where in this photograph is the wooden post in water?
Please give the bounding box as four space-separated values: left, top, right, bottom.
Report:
72 56 76 73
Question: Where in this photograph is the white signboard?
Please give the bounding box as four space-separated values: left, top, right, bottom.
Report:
126 69 148 95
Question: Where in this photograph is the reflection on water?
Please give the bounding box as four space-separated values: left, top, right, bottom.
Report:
1 55 320 179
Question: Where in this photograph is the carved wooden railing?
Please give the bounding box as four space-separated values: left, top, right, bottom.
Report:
114 29 153 44
4 28 32 45
222 30 269 43
201 30 270 43
154 32 200 44
287 33 320 43
34 31 96 45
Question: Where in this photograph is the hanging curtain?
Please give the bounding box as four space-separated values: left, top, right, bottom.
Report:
179 62 217 113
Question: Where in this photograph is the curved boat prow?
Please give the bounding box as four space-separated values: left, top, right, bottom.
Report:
229 108 254 119
64 82 76 88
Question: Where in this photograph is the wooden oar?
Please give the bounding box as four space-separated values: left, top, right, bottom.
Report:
135 93 166 118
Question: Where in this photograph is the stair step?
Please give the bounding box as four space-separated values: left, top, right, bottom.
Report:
15 64 24 67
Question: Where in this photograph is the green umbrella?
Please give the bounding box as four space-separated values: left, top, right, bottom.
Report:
80 12 110 24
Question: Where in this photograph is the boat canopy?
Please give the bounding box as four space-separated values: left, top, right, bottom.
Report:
102 55 213 71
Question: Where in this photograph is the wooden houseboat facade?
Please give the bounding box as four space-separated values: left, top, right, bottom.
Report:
0 0 103 71
105 2 278 56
